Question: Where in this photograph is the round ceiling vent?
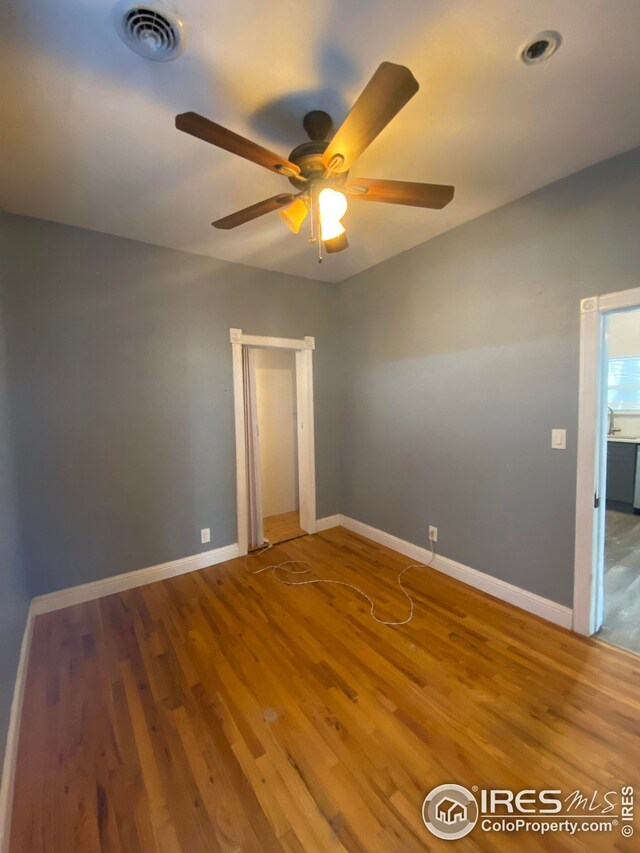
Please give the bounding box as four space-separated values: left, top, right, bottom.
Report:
113 1 184 61
519 31 562 65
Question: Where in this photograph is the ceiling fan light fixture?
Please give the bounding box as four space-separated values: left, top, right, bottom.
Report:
279 198 309 233
174 61 454 261
320 219 345 241
324 232 349 254
318 187 347 241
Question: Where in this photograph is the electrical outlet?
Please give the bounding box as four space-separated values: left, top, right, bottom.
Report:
200 528 211 544
429 525 438 543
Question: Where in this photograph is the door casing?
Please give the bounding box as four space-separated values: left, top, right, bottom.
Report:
573 286 640 634
230 328 316 556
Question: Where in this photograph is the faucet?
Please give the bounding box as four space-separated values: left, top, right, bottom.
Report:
608 407 622 436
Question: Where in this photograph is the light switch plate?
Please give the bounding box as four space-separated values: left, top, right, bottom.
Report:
551 429 567 449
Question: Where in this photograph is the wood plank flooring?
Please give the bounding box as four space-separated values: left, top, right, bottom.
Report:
263 510 306 545
10 527 640 852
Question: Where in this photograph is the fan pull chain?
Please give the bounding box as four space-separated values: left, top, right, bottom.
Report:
308 191 316 244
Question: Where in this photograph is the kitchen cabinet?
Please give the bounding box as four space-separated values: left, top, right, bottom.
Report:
606 440 640 509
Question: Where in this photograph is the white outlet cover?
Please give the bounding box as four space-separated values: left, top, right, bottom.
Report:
201 528 211 544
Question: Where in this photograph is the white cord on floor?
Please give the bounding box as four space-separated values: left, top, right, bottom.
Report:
244 536 436 627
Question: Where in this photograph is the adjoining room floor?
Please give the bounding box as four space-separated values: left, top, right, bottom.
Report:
11 528 640 852
263 509 307 545
600 509 640 655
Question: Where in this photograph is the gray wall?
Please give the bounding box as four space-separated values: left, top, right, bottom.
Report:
0 305 30 770
0 214 340 595
338 145 640 607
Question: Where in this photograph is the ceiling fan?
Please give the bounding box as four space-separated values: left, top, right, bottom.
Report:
175 61 454 260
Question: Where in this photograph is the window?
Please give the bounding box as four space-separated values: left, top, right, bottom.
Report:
607 356 640 411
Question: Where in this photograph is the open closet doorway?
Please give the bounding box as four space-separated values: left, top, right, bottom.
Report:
230 329 317 556
574 287 640 655
253 347 306 546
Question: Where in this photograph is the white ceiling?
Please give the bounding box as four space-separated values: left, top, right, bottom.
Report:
2 0 640 283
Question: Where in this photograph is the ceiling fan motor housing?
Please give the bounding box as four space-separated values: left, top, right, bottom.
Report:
287 141 327 189
287 142 348 191
302 110 333 141
287 112 347 190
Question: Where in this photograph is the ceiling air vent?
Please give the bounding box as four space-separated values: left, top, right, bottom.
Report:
114 1 184 61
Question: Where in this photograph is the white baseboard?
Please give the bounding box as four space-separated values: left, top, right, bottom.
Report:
316 514 573 630
0 603 35 853
31 543 240 615
315 514 342 532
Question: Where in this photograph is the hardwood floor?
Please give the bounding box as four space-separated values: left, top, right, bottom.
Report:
263 510 307 545
10 527 640 851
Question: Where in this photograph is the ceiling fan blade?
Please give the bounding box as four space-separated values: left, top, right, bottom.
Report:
212 194 296 230
176 112 300 177
322 62 419 174
346 178 454 209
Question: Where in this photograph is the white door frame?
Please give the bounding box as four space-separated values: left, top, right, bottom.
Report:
573 286 640 634
230 328 316 556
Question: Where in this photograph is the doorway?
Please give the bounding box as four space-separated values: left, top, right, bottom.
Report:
253 347 306 546
229 329 317 556
599 308 640 653
574 288 640 654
